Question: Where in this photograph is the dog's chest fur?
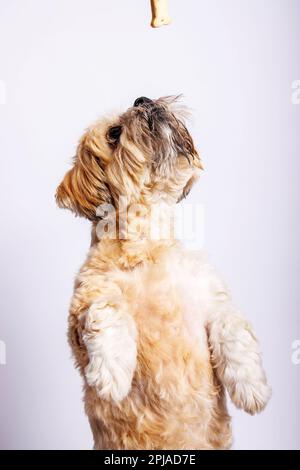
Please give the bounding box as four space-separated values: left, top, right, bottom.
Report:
116 246 213 361
74 242 231 449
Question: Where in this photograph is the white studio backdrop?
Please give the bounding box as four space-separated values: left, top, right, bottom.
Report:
0 0 299 449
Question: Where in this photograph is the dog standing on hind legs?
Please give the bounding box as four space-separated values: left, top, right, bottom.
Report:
56 96 271 449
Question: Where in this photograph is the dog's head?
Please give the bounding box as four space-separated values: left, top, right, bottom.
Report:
56 96 202 220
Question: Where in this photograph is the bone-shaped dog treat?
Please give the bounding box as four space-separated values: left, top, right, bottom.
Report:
150 0 171 28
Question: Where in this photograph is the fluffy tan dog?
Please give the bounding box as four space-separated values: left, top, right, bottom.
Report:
56 96 271 450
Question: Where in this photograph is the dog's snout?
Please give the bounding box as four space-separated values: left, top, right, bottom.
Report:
134 96 153 108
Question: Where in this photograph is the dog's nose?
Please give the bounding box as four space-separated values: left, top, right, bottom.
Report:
134 96 153 108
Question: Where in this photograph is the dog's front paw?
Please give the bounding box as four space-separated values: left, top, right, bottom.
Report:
83 301 137 403
85 353 134 402
229 380 271 415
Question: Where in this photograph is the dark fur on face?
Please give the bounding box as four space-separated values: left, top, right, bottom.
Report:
56 96 202 220
117 96 198 176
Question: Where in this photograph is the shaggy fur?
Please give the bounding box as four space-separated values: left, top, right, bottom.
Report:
56 96 271 450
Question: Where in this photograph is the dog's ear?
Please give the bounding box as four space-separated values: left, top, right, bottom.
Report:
177 153 203 203
56 141 112 220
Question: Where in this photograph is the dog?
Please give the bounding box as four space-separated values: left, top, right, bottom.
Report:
56 96 271 449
